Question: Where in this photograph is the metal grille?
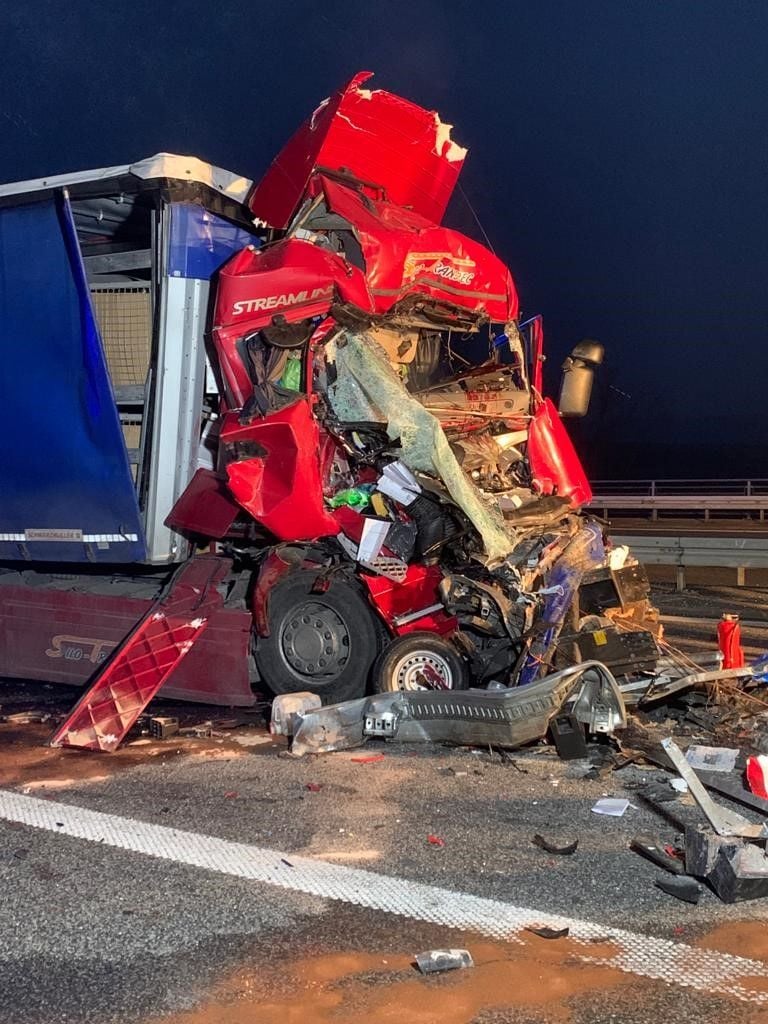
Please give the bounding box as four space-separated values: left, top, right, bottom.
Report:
90 287 152 387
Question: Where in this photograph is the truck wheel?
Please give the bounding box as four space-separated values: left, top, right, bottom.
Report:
254 570 379 704
373 632 468 693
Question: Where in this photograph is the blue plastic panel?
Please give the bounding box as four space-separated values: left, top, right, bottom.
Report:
168 203 259 280
0 196 146 563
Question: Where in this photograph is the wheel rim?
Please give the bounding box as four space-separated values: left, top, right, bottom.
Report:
279 600 351 679
391 649 454 691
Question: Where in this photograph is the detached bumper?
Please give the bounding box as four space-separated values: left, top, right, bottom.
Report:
291 661 625 756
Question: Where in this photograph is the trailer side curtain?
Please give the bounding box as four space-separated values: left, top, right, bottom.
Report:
0 195 146 562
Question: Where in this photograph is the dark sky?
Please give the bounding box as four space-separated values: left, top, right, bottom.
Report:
2 1 767 478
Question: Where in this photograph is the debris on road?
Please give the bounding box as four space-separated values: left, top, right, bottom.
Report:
414 949 474 974
662 739 767 840
526 926 570 939
658 737 768 902
685 826 768 903
149 716 179 740
427 834 446 847
630 834 686 874
592 798 631 817
549 713 589 760
532 834 579 855
685 745 739 774
655 875 703 904
746 755 768 798
271 693 322 737
289 662 627 756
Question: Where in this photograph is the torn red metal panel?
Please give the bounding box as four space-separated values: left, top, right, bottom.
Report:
0 583 253 706
165 468 242 539
213 239 371 408
362 565 457 637
527 398 592 507
49 557 238 752
222 398 340 541
249 71 466 230
319 177 519 322
250 549 297 636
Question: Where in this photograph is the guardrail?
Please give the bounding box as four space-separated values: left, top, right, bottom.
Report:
588 480 768 520
591 479 768 496
614 533 768 589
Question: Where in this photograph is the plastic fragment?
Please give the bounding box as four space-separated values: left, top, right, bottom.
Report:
532 834 578 856
350 753 386 764
591 797 630 817
685 745 739 774
630 834 685 875
329 485 373 509
526 926 570 939
746 755 768 799
427 834 445 847
224 791 238 799
655 875 702 904
305 782 323 792
414 949 473 974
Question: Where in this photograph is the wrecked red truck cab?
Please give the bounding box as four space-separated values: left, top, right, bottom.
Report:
0 73 657 750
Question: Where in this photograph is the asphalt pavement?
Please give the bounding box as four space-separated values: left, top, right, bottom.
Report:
3 588 768 1024
2 719 768 1023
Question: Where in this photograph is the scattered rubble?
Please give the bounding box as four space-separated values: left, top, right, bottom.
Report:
532 834 578 855
414 949 474 975
526 926 570 940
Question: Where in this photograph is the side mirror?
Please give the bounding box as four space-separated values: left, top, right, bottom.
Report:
558 339 604 417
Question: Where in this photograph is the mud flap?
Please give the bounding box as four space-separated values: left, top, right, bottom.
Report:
49 557 232 752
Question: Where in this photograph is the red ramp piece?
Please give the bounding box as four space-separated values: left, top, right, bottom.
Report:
50 557 232 752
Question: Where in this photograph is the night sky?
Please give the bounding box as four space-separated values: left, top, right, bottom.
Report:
2 1 766 479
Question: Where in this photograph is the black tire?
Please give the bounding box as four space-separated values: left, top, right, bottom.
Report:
373 632 468 693
254 570 379 704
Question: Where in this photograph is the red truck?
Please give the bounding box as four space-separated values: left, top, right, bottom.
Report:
0 73 656 749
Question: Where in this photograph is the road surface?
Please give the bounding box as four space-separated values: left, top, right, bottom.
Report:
2 593 768 1023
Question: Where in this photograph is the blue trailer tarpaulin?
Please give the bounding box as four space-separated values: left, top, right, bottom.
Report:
168 203 259 280
0 196 146 562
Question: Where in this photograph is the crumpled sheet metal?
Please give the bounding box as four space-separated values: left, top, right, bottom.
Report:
328 330 514 562
290 661 625 756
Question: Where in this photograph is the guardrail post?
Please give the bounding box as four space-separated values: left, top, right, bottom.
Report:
737 566 746 587
676 565 685 592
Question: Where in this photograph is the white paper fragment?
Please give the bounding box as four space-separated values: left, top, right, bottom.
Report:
670 778 689 793
685 745 739 774
376 460 422 506
357 518 391 563
591 797 631 817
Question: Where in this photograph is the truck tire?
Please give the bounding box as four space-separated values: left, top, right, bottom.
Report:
254 570 379 704
373 632 468 693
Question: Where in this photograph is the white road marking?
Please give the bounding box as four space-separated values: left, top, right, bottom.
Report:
1 789 767 1004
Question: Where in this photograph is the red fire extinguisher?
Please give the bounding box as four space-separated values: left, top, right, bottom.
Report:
717 613 744 669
